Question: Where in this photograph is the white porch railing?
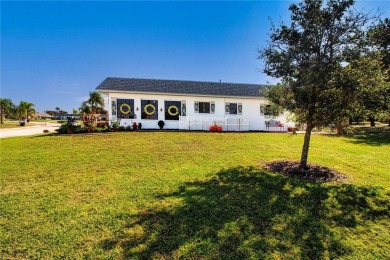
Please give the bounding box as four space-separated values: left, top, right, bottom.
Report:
179 116 249 131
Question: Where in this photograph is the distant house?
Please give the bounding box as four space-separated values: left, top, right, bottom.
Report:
34 112 52 120
96 77 288 131
53 114 81 120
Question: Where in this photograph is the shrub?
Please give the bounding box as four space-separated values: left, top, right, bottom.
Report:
74 126 87 134
112 121 120 128
55 123 68 134
19 122 26 126
95 127 104 133
56 122 86 134
94 126 109 133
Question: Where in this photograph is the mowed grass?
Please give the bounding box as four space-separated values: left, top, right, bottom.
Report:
0 132 389 259
0 121 33 129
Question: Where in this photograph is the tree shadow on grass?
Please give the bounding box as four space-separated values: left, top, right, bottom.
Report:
97 167 389 259
342 133 390 146
29 133 57 138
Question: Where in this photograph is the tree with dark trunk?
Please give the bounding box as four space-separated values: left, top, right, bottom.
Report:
259 0 374 169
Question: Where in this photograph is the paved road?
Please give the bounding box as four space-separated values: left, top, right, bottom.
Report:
0 122 61 138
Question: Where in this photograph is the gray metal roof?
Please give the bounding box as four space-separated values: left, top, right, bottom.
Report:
96 77 265 98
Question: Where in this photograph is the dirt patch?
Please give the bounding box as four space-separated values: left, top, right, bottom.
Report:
263 160 347 183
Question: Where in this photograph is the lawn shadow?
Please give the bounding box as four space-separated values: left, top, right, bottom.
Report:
97 166 389 259
343 133 390 146
29 133 57 138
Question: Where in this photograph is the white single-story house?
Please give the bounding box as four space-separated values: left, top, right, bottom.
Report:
96 77 290 131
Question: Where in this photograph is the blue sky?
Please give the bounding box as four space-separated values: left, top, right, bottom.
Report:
1 1 389 113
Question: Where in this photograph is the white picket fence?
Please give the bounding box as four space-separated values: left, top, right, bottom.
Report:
179 116 249 131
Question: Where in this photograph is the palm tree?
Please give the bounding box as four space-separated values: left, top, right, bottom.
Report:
79 101 92 126
0 98 15 124
88 91 105 114
79 92 105 126
79 101 91 114
17 101 35 122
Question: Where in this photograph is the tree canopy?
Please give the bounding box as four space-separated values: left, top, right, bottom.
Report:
368 18 390 70
365 19 390 125
88 91 105 114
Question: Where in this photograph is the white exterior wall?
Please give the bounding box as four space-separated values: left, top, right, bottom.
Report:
105 92 289 131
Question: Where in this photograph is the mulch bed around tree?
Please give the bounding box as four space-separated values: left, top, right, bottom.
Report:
263 160 347 183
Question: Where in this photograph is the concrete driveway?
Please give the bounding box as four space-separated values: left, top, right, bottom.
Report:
0 122 61 138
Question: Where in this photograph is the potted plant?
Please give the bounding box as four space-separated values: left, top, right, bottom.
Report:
87 122 95 133
66 121 74 134
158 120 165 130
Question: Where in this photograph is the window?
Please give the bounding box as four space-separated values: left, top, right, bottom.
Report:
195 101 215 114
225 103 242 115
199 102 210 113
141 100 158 120
117 99 135 119
165 101 181 120
230 103 238 114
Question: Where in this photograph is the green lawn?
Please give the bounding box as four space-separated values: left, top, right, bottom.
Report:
1 132 389 259
0 121 33 129
0 120 64 129
31 119 69 123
